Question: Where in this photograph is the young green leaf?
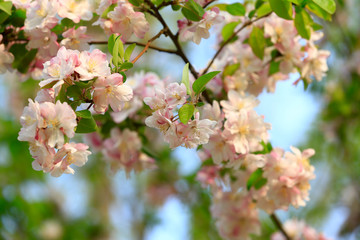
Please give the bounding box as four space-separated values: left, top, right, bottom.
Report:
221 21 239 42
295 7 313 40
226 3 245 16
306 2 332 21
76 110 92 119
119 62 133 70
269 0 293 20
192 71 221 94
249 27 265 60
0 1 12 15
312 0 336 14
124 43 136 61
247 168 267 190
112 36 124 66
178 104 195 124
256 2 272 17
108 34 117 54
182 63 191 95
223 63 240 77
76 116 98 133
181 0 205 22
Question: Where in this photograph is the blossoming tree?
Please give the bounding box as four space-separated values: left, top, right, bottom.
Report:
0 0 338 239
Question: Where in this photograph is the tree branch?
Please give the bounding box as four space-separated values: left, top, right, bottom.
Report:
202 13 271 75
89 40 177 55
270 213 292 240
144 0 199 79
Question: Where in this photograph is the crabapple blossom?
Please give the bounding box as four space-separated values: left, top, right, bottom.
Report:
178 7 224 44
24 0 58 30
211 190 261 240
60 26 90 51
223 110 271 154
26 28 59 58
18 99 43 143
35 88 55 103
51 143 91 177
0 35 14 74
95 2 150 40
56 0 93 23
301 45 331 82
75 49 111 80
6 0 32 9
145 108 174 134
103 128 156 174
93 73 133 114
40 47 80 89
220 90 260 117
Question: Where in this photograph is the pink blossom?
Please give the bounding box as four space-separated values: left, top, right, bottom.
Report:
60 26 90 51
24 0 58 30
56 0 93 23
178 8 224 44
165 83 187 108
6 0 32 9
0 35 14 74
196 165 221 187
51 143 91 177
224 110 271 154
39 101 77 148
35 89 55 103
220 91 259 118
145 108 174 133
301 45 330 82
26 28 59 58
203 132 236 165
93 73 133 114
103 128 156 174
95 2 149 40
211 190 261 240
111 97 143 123
18 99 43 142
75 49 111 80
40 47 80 89
143 88 167 110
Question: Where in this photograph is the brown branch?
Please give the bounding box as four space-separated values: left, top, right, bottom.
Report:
131 28 167 64
202 13 271 75
270 213 292 240
144 0 199 79
89 40 177 55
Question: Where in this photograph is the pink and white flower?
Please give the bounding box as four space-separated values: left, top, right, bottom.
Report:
56 0 93 23
60 26 90 51
75 49 111 80
0 35 14 74
93 73 133 114
24 0 58 30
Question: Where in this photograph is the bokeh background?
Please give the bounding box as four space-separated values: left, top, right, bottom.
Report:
1 0 360 239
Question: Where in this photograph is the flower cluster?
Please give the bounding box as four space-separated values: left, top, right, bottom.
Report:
144 81 217 149
208 13 331 96
40 46 133 114
18 97 90 177
94 0 150 40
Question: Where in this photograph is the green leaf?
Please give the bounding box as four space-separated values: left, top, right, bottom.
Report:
269 61 280 75
312 0 336 14
0 1 12 15
178 104 195 124
67 85 82 100
128 0 141 7
11 46 38 74
306 2 332 21
76 116 98 133
226 3 245 16
289 0 303 4
269 0 293 20
55 85 68 103
171 4 181 11
223 63 240 77
112 36 124 67
8 9 26 27
119 62 133 70
182 63 191 95
294 7 313 40
207 3 227 11
124 43 136 61
221 21 239 42
256 2 272 17
108 34 116 56
192 71 221 94
0 11 9 25
61 18 75 28
76 110 92 119
247 168 267 190
249 27 265 60
181 0 205 22
75 80 93 89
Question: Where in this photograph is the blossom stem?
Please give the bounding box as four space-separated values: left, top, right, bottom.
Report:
131 28 167 64
202 13 271 75
270 213 292 240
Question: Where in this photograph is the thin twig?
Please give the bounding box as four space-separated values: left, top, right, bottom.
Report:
89 40 177 54
145 0 199 79
270 213 292 240
202 13 271 75
131 28 167 64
